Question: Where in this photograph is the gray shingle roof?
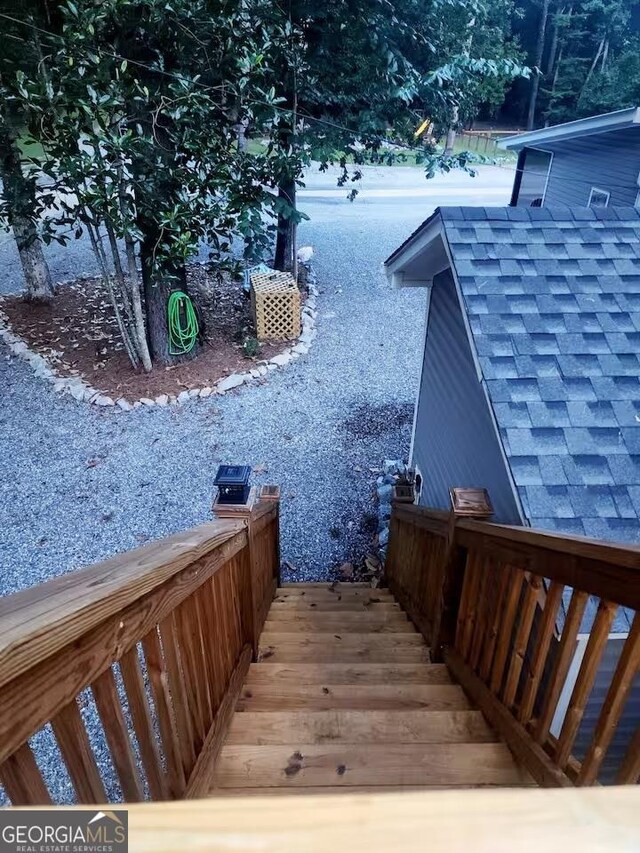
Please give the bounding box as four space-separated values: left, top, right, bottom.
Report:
433 206 640 630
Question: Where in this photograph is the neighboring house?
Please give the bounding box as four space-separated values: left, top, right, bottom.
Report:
499 107 640 209
384 204 640 777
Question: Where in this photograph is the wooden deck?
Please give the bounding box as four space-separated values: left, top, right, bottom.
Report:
206 584 533 794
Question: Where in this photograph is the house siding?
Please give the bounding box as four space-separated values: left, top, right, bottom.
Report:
533 127 640 207
412 268 522 524
571 636 640 783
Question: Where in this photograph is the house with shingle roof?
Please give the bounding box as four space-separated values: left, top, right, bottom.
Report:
499 107 640 209
384 204 640 777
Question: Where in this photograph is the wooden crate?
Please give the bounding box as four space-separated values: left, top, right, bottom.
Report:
250 270 301 341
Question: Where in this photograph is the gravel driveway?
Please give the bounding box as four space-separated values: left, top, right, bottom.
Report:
0 164 512 593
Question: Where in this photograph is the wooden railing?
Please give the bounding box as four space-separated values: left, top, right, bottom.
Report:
0 492 280 806
386 501 640 788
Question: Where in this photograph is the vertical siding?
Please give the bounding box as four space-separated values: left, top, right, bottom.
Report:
412 269 522 523
571 637 640 784
542 128 640 207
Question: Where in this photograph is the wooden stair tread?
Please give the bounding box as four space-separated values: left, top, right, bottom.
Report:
245 663 453 685
237 683 471 711
275 588 392 600
270 600 401 611
226 710 499 744
258 646 429 664
205 582 534 796
264 615 412 633
212 743 534 789
259 632 428 664
207 785 485 796
260 633 425 647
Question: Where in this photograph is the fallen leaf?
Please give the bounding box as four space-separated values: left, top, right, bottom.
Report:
338 562 354 579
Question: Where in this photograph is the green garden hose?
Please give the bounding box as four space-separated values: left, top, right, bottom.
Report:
167 290 199 355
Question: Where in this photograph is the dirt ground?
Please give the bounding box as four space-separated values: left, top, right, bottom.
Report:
2 264 292 399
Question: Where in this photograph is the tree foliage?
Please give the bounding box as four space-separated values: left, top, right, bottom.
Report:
506 0 640 126
2 0 529 366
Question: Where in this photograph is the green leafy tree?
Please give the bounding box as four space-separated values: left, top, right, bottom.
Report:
260 0 528 272
506 0 639 127
0 2 57 301
16 0 296 367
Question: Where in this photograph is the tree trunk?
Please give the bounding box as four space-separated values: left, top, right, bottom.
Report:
138 227 198 366
140 234 177 365
125 236 152 373
527 0 550 130
0 130 54 302
444 111 458 157
274 176 296 273
582 36 605 93
545 5 562 75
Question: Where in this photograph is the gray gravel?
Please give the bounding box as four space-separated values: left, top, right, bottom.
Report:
0 164 512 803
1 166 476 591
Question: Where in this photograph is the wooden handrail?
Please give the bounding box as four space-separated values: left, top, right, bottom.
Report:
0 494 281 806
22 788 640 850
392 501 640 570
386 498 640 788
0 518 247 690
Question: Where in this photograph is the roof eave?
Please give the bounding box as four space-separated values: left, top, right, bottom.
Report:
384 211 447 287
498 107 640 150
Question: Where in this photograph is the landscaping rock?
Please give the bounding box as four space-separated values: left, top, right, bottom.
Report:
140 398 155 407
177 390 191 404
377 483 393 504
69 385 85 402
217 373 245 392
116 398 133 411
299 329 315 345
155 394 169 406
270 352 292 367
188 388 200 398
94 395 115 407
199 387 212 398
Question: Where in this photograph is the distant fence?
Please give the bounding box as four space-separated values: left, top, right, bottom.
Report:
458 130 521 157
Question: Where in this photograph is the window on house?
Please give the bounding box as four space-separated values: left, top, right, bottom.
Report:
513 148 552 207
588 187 610 208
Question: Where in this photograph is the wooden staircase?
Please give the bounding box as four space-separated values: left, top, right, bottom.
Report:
209 583 533 794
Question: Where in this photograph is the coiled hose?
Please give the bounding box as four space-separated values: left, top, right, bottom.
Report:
167 290 199 356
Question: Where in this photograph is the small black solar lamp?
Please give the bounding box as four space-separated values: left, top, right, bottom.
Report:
214 465 252 505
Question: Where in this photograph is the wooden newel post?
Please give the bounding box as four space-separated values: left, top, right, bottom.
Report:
430 487 493 663
212 483 281 661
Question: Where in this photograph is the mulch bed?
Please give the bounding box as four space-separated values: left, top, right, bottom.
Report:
2 264 291 399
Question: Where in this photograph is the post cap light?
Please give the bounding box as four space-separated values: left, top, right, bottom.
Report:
213 464 252 505
449 487 493 518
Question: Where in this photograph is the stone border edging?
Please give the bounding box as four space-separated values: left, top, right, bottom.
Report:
375 459 410 563
0 275 318 412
